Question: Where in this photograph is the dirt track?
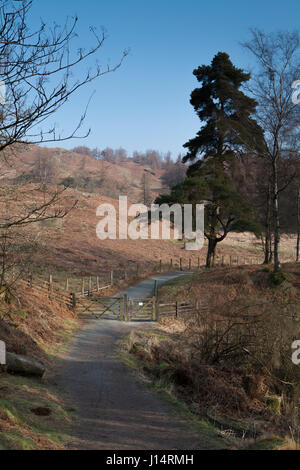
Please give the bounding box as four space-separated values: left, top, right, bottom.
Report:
56 273 216 450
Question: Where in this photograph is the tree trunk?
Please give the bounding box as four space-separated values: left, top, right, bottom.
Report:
206 238 217 268
263 183 272 264
263 234 270 265
272 159 281 272
269 234 273 263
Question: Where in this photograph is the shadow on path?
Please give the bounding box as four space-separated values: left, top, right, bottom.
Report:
54 272 216 450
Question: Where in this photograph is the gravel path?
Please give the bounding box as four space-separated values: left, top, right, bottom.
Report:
56 273 214 450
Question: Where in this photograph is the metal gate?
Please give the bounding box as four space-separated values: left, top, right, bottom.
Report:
93 297 124 320
127 297 156 322
76 295 156 322
77 296 123 320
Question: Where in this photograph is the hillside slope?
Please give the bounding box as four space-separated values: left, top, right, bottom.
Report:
2 145 167 202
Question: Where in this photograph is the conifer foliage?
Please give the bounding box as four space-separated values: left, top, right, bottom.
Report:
159 53 264 267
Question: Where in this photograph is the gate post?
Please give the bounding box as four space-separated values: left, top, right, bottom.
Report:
155 296 159 322
152 297 156 321
119 296 124 321
124 294 128 322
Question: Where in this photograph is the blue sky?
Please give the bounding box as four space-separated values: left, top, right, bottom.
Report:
30 0 300 158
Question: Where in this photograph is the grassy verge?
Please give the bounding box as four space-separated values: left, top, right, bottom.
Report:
119 329 292 451
0 375 75 450
118 331 230 450
0 285 80 450
157 273 199 301
119 263 300 451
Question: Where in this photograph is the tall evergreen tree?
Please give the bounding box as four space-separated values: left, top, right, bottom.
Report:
158 52 264 267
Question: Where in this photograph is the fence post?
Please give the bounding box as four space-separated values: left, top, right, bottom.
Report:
189 259 191 270
170 258 173 270
82 279 85 296
110 270 114 286
28 273 33 288
71 293 76 309
152 297 156 321
97 276 100 291
124 294 128 322
49 274 53 294
180 258 183 271
119 296 124 321
154 280 158 297
198 257 200 270
159 259 162 273
66 278 69 291
175 301 178 319
89 277 92 295
155 296 159 322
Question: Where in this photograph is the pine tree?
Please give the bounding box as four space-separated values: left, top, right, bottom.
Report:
159 52 264 267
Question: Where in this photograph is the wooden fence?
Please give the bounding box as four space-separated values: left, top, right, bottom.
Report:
158 301 196 319
19 278 75 309
75 294 197 322
18 253 265 313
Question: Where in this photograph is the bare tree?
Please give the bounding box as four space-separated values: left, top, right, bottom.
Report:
161 154 187 188
31 148 58 184
0 0 127 151
0 0 126 286
0 0 127 227
243 30 300 272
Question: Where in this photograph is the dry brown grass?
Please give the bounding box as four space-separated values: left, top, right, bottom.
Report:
0 281 79 450
125 265 300 446
0 282 79 361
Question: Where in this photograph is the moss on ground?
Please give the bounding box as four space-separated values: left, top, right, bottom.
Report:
158 273 199 300
0 375 74 450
